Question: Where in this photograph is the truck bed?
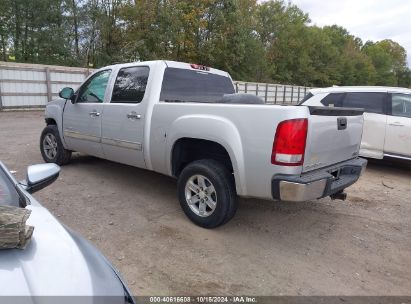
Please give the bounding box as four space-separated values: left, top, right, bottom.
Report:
148 102 364 200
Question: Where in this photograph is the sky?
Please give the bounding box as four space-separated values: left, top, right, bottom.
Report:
290 0 411 66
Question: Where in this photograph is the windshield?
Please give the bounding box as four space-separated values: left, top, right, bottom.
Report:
0 167 21 207
160 67 235 103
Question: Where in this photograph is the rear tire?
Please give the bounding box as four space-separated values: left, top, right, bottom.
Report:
40 125 71 165
177 159 237 228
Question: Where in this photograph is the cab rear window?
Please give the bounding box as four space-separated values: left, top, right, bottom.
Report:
160 68 235 103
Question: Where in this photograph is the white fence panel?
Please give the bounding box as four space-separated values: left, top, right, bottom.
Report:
0 62 94 109
233 81 312 105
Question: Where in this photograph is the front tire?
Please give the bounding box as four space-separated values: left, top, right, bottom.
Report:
40 125 71 165
177 159 237 228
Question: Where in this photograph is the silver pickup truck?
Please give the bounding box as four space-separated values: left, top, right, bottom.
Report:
41 60 367 228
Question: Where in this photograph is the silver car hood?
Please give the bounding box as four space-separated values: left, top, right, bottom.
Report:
0 199 127 300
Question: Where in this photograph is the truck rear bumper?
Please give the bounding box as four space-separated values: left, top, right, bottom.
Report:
271 158 367 202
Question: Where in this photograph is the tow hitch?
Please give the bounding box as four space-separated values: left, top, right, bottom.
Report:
330 190 347 201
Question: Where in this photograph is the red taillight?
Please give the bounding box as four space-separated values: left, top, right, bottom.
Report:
271 118 308 166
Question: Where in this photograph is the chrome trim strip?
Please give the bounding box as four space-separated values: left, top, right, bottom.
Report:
384 153 411 161
101 137 142 151
63 130 142 150
63 130 101 143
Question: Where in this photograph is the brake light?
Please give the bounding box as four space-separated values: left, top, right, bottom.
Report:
271 118 308 166
190 64 210 71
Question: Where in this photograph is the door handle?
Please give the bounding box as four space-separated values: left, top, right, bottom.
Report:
389 122 404 127
127 112 141 120
89 110 101 117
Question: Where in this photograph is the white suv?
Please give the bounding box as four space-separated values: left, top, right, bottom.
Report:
300 86 411 160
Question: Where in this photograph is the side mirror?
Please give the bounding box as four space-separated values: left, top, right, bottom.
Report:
21 164 60 194
59 87 74 100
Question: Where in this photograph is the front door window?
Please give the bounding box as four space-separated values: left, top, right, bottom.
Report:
77 70 112 103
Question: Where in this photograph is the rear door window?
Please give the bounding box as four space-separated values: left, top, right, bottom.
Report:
298 92 313 105
320 93 345 107
391 94 411 118
342 92 386 114
160 68 235 103
111 66 150 103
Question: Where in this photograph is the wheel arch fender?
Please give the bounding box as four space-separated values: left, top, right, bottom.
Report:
44 100 68 148
167 114 247 196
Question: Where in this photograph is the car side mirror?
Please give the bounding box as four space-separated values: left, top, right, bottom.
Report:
21 164 60 194
59 87 74 100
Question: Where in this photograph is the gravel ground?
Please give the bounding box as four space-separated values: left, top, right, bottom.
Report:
0 110 410 296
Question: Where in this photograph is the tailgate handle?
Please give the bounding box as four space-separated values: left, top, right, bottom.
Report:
337 117 347 130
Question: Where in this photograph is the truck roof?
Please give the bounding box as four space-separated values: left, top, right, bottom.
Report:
97 60 231 78
310 86 411 95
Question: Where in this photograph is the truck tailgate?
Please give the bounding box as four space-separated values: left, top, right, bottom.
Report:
303 106 364 173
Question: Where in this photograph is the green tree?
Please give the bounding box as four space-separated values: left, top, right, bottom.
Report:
0 0 11 61
0 0 409 88
363 39 408 86
256 0 310 84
